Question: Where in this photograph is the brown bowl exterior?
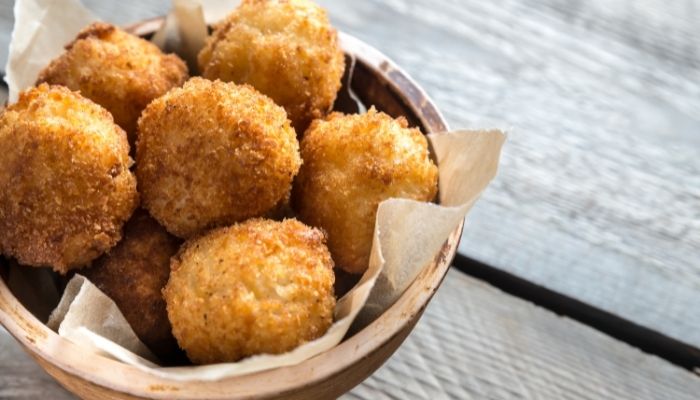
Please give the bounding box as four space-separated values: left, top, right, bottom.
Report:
0 19 459 400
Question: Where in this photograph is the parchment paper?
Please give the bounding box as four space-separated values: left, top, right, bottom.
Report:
3 0 96 102
151 0 208 72
4 0 506 381
47 275 158 363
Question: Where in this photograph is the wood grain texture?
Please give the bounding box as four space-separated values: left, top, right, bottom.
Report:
345 271 700 400
314 0 700 349
3 270 700 400
1 0 700 398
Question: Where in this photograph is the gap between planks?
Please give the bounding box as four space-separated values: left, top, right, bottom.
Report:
454 254 700 370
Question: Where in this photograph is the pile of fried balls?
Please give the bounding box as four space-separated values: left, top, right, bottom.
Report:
0 0 437 364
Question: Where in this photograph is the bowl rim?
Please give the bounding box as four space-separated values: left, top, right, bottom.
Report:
0 20 461 400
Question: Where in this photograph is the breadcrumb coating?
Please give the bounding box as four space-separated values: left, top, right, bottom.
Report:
82 210 181 361
136 77 301 238
198 0 345 134
292 108 438 273
164 218 335 364
0 84 138 273
37 22 189 146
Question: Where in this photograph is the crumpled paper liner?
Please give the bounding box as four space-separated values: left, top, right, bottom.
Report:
3 0 96 103
3 0 506 381
47 275 158 363
151 0 208 72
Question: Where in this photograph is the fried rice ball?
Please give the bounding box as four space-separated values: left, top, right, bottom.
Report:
198 0 345 134
164 218 336 364
0 84 138 273
292 108 439 274
137 78 301 238
37 22 189 145
82 210 181 361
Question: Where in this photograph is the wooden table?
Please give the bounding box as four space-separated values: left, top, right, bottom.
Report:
1 0 699 398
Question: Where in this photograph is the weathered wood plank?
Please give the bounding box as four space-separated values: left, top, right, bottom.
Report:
1 0 700 397
315 0 700 349
344 271 700 399
3 270 699 399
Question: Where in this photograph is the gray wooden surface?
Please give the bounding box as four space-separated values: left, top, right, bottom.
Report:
3 270 700 400
2 0 700 399
316 0 700 349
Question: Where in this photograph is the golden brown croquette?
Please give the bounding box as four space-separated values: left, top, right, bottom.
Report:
0 84 138 273
81 210 181 361
292 108 438 274
163 218 336 364
37 22 189 145
198 0 345 134
136 78 301 238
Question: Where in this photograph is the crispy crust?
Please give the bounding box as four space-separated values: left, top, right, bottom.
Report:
198 0 345 134
163 218 335 364
0 84 138 273
37 22 189 146
136 78 301 238
292 108 438 273
81 210 182 361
